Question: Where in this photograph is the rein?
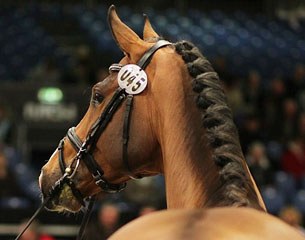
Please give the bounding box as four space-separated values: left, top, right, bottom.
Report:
15 40 171 240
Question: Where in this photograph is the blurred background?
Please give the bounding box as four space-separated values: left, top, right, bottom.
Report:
1 0 305 239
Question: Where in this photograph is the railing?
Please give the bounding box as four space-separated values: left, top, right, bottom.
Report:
0 224 79 236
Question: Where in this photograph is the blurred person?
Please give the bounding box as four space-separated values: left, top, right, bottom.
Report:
223 77 245 117
287 64 305 98
281 98 299 141
18 219 55 240
123 176 165 208
0 150 23 198
279 206 305 235
281 138 305 181
84 203 121 240
264 76 287 141
242 70 265 118
246 142 271 187
0 103 12 144
212 56 234 84
298 112 305 142
239 114 265 154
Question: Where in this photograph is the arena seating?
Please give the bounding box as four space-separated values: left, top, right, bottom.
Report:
72 5 305 78
293 190 305 214
0 7 57 81
0 4 304 81
274 171 297 203
261 186 285 214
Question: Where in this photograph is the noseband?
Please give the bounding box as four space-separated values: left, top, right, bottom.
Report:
15 40 171 240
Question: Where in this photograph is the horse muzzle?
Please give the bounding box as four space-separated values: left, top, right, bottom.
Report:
39 169 83 213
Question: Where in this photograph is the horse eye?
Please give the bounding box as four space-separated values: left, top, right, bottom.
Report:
92 92 104 104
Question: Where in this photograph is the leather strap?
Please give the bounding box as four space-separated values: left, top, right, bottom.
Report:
58 139 66 174
57 140 85 206
137 40 171 69
122 95 138 178
67 127 83 151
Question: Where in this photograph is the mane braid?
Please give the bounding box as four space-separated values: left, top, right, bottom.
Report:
174 40 261 209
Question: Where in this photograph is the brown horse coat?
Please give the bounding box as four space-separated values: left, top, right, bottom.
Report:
110 208 305 240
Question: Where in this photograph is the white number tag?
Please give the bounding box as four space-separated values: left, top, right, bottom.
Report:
118 64 148 95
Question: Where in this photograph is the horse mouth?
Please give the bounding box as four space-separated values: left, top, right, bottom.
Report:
44 184 82 213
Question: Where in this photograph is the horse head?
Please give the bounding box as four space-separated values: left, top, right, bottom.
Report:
39 6 177 212
40 5 266 213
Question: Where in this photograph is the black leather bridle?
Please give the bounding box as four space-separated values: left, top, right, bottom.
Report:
15 40 171 240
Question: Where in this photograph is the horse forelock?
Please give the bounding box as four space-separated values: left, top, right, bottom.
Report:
173 40 261 208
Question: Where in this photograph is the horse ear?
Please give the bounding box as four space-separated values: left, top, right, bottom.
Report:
108 5 146 60
143 14 159 41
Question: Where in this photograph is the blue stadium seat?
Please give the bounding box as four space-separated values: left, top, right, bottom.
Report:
0 197 31 209
149 15 167 33
301 177 305 190
261 186 285 214
1 5 305 81
274 171 297 203
293 190 305 214
164 8 179 22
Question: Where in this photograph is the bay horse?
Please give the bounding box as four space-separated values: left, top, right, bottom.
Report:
39 6 305 239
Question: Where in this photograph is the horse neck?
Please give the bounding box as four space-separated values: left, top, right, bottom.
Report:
154 60 265 210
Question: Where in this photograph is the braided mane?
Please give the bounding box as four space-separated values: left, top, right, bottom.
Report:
174 41 260 208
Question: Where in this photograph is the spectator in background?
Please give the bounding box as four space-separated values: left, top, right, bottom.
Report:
286 64 305 98
0 150 23 198
297 112 305 142
212 56 234 84
0 103 12 144
242 70 265 118
239 114 264 154
279 206 305 235
84 203 121 240
223 77 245 118
281 98 299 141
123 176 166 209
246 142 271 187
264 76 287 141
281 138 305 182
